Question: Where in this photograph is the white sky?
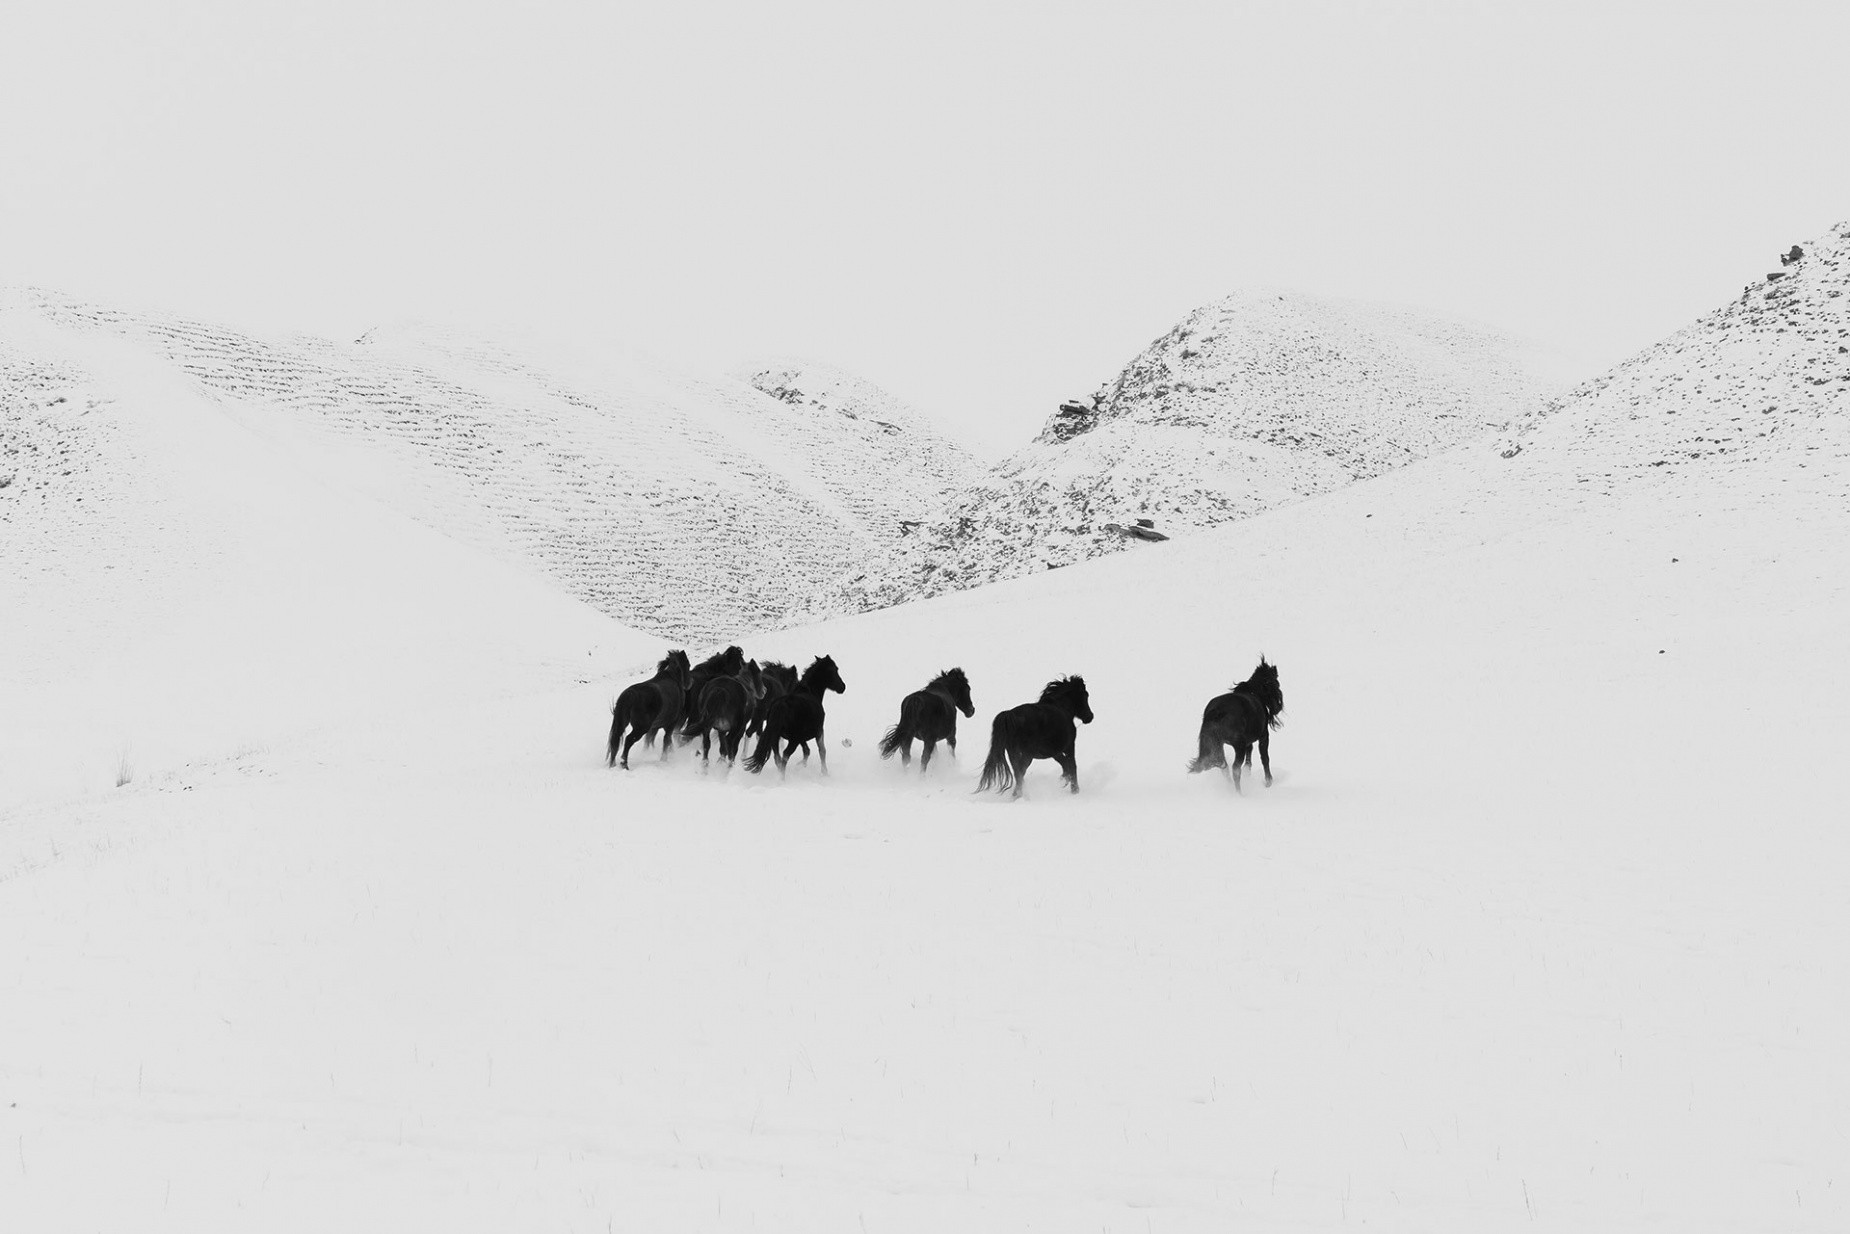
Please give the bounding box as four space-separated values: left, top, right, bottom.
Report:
4 0 1847 454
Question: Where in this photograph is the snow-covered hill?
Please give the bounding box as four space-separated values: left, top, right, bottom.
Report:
737 359 982 535
4 225 1849 1232
0 300 665 809
0 292 979 642
811 290 1572 616
1494 219 1850 485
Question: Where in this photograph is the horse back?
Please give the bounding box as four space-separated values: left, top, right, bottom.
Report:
901 690 955 741
616 679 664 726
1000 701 1074 756
769 691 827 743
1202 691 1262 743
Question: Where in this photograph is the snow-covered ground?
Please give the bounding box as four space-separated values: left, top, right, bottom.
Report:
5 388 1847 1229
4 229 1848 1229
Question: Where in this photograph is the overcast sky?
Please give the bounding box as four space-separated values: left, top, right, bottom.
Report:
5 1 1847 454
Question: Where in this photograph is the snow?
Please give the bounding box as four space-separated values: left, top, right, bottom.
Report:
818 288 1575 618
2 292 980 643
3 230 1849 1229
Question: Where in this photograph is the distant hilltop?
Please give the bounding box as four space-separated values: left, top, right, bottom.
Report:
805 288 1572 619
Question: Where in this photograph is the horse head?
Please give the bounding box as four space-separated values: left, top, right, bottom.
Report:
942 667 975 717
663 649 692 688
805 654 846 695
1041 675 1093 724
1239 658 1283 724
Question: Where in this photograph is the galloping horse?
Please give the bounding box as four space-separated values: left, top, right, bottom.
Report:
878 668 975 771
976 676 1094 798
748 660 801 758
743 655 847 776
607 650 693 770
1186 658 1284 791
677 646 746 743
692 659 765 765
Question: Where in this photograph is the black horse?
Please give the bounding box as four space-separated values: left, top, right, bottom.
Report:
749 661 798 736
743 655 847 776
677 645 746 743
976 676 1094 797
693 660 765 765
747 661 804 759
607 650 693 770
878 667 975 771
1186 658 1284 791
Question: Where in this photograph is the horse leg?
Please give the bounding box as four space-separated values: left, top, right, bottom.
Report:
816 725 829 775
1257 731 1273 786
899 736 912 767
1008 751 1031 799
919 737 936 772
1230 742 1247 792
619 725 643 770
1060 744 1079 794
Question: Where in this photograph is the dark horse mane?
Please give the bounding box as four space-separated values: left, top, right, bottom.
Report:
695 645 745 674
1229 659 1284 729
797 655 841 693
927 667 971 696
1039 675 1088 707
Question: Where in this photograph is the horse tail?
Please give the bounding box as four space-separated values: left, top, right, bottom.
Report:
607 703 625 768
677 691 705 741
1186 718 1225 774
877 719 907 759
976 712 1013 794
743 710 780 773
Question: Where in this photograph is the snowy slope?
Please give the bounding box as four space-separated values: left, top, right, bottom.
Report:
2 292 979 641
3 227 1847 1231
1495 219 1850 482
0 299 663 810
813 290 1572 615
737 358 983 537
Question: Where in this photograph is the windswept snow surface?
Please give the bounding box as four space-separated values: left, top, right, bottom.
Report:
4 235 1849 1230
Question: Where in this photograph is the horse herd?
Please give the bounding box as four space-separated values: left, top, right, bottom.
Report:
607 646 1285 798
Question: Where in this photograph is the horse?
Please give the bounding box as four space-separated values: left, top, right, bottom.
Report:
878 667 975 771
976 676 1093 798
607 649 693 770
743 655 846 776
749 661 798 736
677 645 746 743
692 659 765 765
1186 657 1284 791
747 661 803 758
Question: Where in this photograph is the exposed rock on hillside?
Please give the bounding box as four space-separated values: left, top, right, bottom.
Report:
736 359 981 538
1493 222 1850 484
808 290 1570 617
